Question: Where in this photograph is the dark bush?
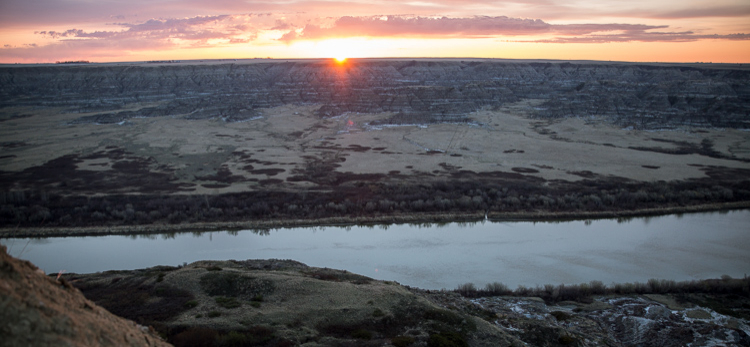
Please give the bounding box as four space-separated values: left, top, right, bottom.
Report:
3 166 747 229
171 327 218 347
559 335 577 345
351 329 373 340
75 278 194 325
550 311 571 321
456 276 750 303
392 336 416 347
200 272 274 298
215 331 247 347
483 282 510 296
215 296 241 309
455 283 477 297
427 331 468 347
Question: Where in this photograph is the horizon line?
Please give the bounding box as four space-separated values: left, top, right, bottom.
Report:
1 57 746 67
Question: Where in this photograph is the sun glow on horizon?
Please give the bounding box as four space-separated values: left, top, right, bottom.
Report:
310 38 381 60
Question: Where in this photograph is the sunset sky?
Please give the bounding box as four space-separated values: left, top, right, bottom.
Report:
1 0 748 63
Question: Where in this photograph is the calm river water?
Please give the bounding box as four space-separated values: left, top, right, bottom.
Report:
2 210 749 290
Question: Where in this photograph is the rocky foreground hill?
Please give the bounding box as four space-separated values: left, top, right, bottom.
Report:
4 245 749 346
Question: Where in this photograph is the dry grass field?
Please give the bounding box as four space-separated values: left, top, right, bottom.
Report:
3 100 748 193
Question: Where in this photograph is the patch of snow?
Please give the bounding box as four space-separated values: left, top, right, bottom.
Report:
496 321 522 332
365 123 430 131
222 116 263 123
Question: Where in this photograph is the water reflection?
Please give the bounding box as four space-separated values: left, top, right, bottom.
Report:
2 210 748 290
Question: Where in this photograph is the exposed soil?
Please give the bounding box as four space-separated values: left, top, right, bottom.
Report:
0 245 171 347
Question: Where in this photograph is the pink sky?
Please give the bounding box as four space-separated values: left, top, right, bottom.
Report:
1 0 748 63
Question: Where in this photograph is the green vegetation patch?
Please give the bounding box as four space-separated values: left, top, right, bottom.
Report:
676 293 750 320
215 296 241 309
199 272 275 298
305 268 373 284
314 297 475 343
423 307 476 336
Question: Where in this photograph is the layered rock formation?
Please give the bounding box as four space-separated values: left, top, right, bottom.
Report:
0 245 171 346
1 59 748 129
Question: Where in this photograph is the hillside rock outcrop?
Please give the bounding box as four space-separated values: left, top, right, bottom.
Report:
1 60 748 129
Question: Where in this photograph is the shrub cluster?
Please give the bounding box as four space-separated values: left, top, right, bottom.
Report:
454 276 750 303
73 275 194 326
1 174 747 228
170 326 288 347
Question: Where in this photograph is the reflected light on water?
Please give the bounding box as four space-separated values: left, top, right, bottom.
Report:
2 210 749 290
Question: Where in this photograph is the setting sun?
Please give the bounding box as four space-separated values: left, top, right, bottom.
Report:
334 56 347 63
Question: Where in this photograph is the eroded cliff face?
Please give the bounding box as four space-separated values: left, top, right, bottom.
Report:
0 245 172 347
1 60 748 129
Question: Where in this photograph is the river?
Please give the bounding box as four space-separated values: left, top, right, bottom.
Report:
2 210 748 290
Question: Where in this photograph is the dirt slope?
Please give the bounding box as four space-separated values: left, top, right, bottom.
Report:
0 245 171 347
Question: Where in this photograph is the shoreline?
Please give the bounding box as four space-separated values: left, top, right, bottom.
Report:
2 201 748 239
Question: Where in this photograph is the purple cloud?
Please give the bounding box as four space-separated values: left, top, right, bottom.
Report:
647 5 750 19
280 16 555 41
36 29 85 39
117 15 230 32
270 20 294 31
531 32 750 44
277 15 741 44
33 15 258 47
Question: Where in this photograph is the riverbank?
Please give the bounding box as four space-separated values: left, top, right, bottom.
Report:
5 242 748 347
2 201 748 238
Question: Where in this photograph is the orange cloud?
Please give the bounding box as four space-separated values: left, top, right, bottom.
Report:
1 0 749 63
